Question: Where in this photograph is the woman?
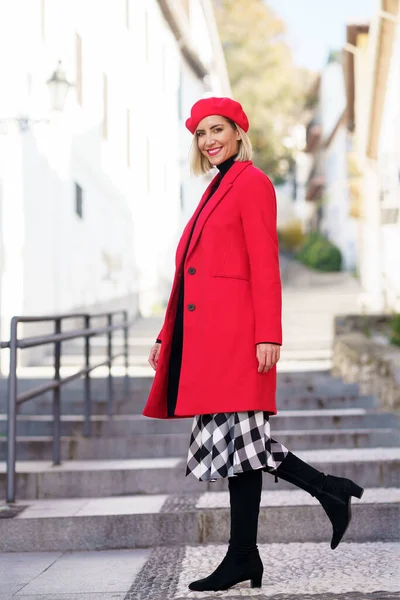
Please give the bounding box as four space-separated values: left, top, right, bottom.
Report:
143 97 364 592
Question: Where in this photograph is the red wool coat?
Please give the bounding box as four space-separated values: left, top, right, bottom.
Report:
142 160 282 419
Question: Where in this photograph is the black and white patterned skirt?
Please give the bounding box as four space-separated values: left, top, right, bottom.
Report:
186 411 289 482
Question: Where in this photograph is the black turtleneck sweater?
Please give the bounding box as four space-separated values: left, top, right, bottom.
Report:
156 154 237 345
160 154 276 416
163 154 238 416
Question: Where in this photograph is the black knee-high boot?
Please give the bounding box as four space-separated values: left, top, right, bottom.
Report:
273 451 364 549
188 469 264 591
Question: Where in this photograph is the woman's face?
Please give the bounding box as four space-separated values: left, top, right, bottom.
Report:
196 115 240 166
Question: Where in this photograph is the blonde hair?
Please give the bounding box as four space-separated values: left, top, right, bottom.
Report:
189 121 253 177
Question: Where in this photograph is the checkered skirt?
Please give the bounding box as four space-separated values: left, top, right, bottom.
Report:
186 411 289 482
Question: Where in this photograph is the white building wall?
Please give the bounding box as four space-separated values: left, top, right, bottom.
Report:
319 60 356 270
0 0 227 365
376 21 400 311
320 125 357 271
358 160 383 310
356 16 400 312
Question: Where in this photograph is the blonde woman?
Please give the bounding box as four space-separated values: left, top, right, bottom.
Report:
144 97 364 592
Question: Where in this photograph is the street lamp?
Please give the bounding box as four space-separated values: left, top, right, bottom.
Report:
46 60 73 112
0 60 73 132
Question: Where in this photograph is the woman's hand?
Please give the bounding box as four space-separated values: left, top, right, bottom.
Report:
148 343 161 371
256 342 280 373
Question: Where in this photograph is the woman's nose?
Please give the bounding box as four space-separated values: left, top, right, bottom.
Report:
205 133 216 147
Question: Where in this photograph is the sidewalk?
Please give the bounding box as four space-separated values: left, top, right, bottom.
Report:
1 542 398 599
279 255 362 372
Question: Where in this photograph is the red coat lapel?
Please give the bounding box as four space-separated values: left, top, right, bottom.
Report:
183 160 252 264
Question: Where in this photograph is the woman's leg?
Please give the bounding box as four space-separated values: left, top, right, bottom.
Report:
228 468 263 553
188 469 264 591
268 442 364 549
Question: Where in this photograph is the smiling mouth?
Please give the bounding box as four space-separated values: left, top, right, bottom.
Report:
207 147 223 157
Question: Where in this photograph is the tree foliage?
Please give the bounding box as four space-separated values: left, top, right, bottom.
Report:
214 0 313 180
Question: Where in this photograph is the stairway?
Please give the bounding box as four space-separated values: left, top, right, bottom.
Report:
1 261 398 600
0 367 399 553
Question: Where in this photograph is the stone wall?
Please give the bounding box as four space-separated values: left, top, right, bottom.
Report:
332 315 400 411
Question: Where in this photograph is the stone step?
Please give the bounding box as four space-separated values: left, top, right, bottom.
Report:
0 373 361 397
0 488 398 552
0 409 396 437
1 448 398 499
0 374 372 416
42 349 339 365
40 354 147 367
0 428 398 460
7 392 378 417
148 542 400 600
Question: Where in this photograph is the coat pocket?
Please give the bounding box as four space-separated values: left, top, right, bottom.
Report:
212 273 250 281
211 239 250 281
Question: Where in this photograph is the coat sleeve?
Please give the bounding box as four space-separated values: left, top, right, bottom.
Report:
236 171 282 346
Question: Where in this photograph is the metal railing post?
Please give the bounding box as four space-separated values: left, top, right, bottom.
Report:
83 315 92 437
123 311 129 397
1 309 131 503
53 318 62 465
6 317 19 504
107 313 114 417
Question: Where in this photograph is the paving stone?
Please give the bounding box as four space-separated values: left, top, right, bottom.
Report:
0 584 25 600
160 493 201 513
174 543 400 598
2 544 398 600
12 549 149 597
14 594 128 599
123 542 400 600
124 546 186 600
0 551 62 598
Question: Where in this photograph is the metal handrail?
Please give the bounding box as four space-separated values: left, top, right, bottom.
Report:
0 310 130 503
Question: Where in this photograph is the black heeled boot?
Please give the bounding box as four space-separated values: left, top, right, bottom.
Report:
273 451 364 549
188 469 264 591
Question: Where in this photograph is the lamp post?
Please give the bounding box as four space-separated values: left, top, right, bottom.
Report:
0 60 73 132
46 61 73 112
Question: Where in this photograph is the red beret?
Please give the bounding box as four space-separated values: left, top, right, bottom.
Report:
185 97 250 135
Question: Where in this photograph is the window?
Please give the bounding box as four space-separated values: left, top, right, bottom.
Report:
177 69 183 121
146 139 151 192
127 108 131 167
41 0 45 39
181 0 190 17
103 73 108 139
145 10 150 62
75 183 83 218
162 47 167 91
76 33 83 106
126 0 130 28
